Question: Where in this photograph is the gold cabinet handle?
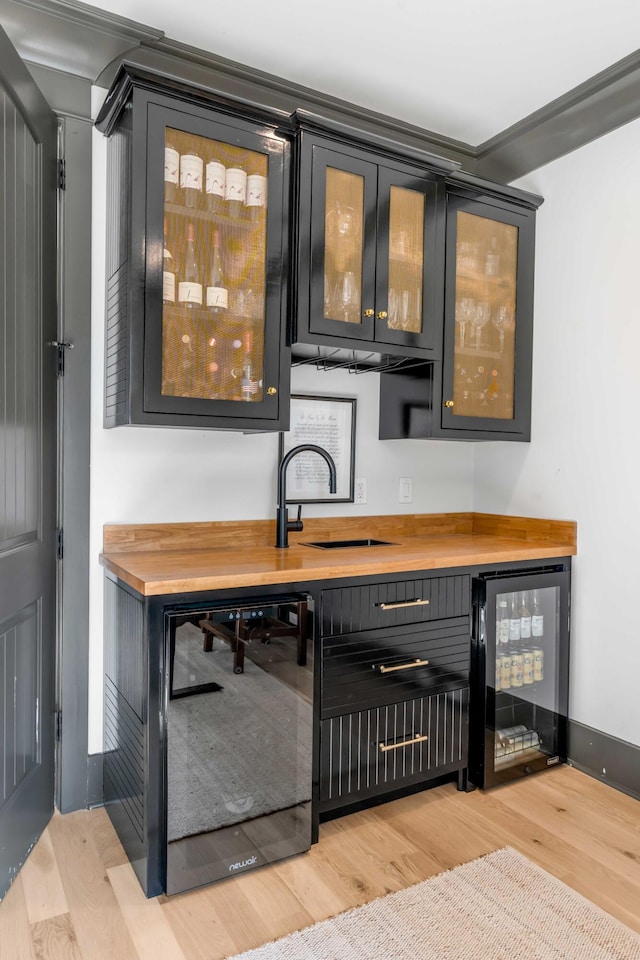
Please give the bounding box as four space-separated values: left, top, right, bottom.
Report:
363 308 375 318
267 387 277 396
377 311 388 320
378 599 429 610
379 734 428 753
444 400 454 408
374 658 429 674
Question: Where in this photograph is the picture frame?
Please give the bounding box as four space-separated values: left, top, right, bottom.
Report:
278 394 356 503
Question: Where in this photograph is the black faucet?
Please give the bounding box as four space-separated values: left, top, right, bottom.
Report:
275 444 337 548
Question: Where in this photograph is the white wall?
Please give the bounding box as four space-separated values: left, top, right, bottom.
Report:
474 118 640 747
88 92 475 752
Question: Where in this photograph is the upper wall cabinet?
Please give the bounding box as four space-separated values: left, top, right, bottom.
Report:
292 112 458 362
95 65 292 431
380 178 542 442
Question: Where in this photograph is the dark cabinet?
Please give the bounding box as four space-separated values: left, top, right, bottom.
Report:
293 113 455 362
95 64 292 431
379 179 542 442
318 573 471 814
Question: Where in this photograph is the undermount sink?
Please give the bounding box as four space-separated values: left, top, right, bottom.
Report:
302 538 397 550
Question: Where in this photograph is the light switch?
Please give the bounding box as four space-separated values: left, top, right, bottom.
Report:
399 477 413 503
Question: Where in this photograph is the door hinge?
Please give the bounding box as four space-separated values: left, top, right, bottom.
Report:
57 158 66 190
56 528 63 560
55 710 62 742
49 340 73 376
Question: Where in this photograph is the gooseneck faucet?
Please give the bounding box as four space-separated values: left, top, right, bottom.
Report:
275 444 337 548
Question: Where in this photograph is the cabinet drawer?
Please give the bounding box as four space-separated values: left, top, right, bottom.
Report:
320 688 468 810
322 617 469 718
320 574 470 637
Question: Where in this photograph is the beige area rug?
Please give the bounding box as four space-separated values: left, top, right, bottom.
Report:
227 847 640 960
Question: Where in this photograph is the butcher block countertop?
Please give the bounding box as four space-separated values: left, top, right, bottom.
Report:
100 513 577 597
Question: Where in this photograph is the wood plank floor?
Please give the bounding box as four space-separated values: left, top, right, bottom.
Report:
2 765 639 959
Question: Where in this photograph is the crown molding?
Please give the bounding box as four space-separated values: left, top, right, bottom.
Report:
476 48 640 182
3 0 640 182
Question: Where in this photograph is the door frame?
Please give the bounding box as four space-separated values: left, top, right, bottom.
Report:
27 63 93 813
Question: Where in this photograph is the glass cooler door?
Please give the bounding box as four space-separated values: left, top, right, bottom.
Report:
472 569 570 788
163 595 313 894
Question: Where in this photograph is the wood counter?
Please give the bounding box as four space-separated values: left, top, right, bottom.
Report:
100 513 576 597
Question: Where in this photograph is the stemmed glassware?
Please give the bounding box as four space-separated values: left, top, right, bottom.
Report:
335 271 358 324
471 300 490 350
455 297 474 348
492 304 514 353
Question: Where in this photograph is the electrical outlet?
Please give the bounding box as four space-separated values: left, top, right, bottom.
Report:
399 477 413 503
354 478 367 504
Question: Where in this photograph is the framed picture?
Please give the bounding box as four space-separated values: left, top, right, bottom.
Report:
279 394 356 503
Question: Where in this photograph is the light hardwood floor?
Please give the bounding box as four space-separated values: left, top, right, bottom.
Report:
2 765 639 959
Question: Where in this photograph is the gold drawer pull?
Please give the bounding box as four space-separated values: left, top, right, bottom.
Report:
375 658 429 674
379 734 428 753
379 599 429 610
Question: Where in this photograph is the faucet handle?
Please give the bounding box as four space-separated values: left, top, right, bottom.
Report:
288 504 304 533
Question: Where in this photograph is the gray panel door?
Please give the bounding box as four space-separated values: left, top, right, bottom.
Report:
0 26 57 898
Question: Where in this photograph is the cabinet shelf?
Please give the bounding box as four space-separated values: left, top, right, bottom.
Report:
164 200 258 232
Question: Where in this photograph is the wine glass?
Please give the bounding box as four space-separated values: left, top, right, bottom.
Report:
455 297 474 348
335 271 358 324
472 300 490 350
492 304 514 353
325 200 356 242
388 287 399 329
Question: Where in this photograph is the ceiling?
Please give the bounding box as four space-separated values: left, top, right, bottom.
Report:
67 0 640 144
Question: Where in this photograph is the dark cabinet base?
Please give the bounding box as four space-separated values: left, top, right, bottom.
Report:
319 688 469 814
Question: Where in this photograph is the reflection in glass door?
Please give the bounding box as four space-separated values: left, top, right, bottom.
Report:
162 127 268 403
165 596 313 894
453 211 518 420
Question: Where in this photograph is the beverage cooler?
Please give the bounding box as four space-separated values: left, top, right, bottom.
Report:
470 564 570 788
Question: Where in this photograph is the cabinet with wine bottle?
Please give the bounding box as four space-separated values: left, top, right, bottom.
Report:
379 180 541 441
96 64 291 430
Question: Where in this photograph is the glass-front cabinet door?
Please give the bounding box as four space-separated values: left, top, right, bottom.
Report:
309 147 377 342
442 191 535 438
299 138 442 358
472 569 570 789
161 126 268 404
96 66 291 430
143 101 289 429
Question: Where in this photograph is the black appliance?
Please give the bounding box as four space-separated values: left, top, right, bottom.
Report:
470 564 570 788
164 594 313 894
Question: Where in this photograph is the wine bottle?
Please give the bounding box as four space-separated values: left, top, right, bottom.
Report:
162 217 176 305
508 593 521 645
239 330 258 401
531 590 544 637
179 150 203 209
245 170 267 222
164 138 179 203
487 369 499 402
518 591 532 641
206 230 228 313
496 597 509 647
205 157 226 213
225 166 247 218
485 236 500 277
177 222 202 308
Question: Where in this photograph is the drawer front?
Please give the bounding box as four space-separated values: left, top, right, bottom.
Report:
322 616 469 718
320 688 468 809
320 574 470 637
